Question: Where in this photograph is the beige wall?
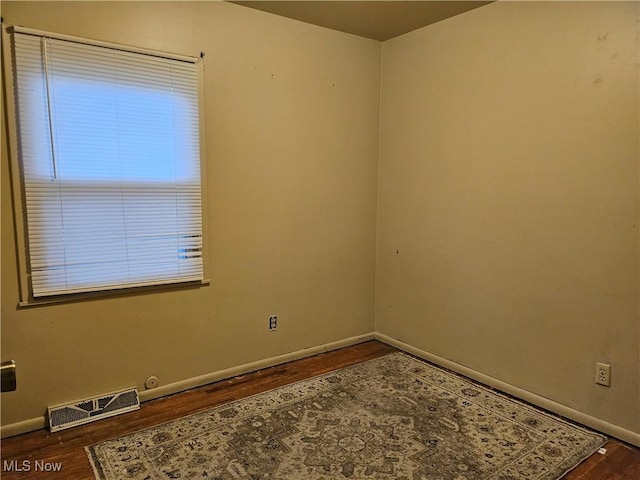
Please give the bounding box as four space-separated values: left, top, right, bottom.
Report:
377 1 639 434
1 1 381 428
2 0 639 441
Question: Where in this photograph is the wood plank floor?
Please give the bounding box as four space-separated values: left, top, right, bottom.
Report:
1 340 638 479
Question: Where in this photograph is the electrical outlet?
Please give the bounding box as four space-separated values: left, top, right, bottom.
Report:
595 362 611 387
269 315 278 331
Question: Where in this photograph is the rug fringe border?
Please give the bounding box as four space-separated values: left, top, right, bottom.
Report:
85 445 107 480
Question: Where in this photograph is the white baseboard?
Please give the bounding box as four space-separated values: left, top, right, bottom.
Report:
374 332 640 448
0 417 46 439
0 332 374 439
138 332 375 403
3 330 639 448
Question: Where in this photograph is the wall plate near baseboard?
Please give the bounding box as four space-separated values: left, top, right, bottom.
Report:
47 386 139 432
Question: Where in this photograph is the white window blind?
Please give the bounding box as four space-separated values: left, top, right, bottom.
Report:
12 30 204 297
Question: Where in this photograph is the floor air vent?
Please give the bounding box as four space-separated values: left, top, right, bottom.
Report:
48 386 140 432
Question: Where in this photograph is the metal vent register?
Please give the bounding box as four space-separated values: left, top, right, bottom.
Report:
48 387 140 432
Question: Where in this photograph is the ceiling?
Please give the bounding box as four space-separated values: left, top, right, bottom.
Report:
230 1 493 41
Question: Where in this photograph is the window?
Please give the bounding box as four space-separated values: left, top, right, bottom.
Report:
9 27 205 299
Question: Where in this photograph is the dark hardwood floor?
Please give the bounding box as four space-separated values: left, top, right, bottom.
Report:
1 340 638 479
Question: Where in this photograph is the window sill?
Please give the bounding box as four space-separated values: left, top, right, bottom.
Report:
17 279 211 308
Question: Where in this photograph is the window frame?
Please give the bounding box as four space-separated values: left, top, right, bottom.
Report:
2 25 210 307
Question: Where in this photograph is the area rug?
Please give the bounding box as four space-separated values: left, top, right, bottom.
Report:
86 353 605 479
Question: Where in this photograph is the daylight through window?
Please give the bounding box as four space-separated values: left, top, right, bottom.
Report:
12 29 204 297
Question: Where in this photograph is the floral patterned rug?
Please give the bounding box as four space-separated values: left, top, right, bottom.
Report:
86 352 605 479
